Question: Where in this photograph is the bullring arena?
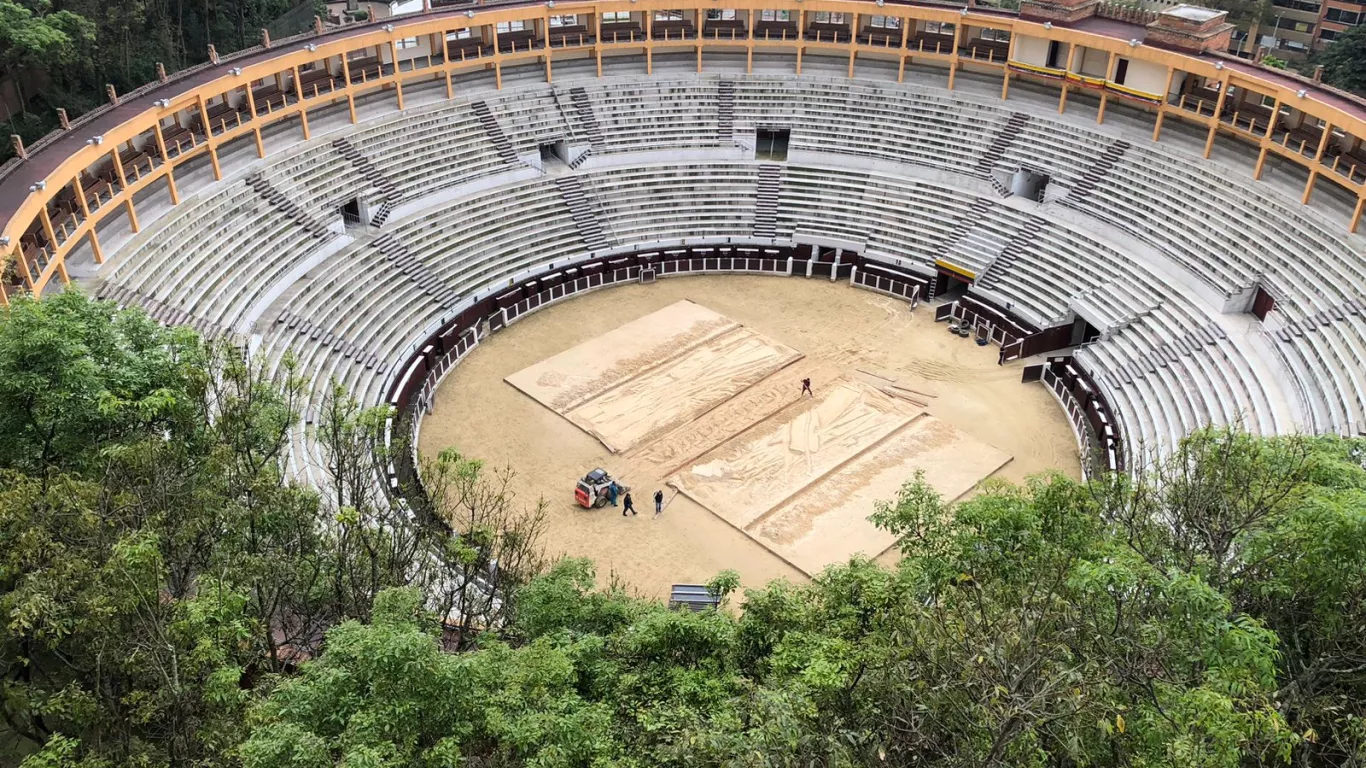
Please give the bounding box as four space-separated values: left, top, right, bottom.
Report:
3 0 1366 596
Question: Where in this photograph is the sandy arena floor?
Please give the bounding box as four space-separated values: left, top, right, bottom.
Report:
419 276 1081 599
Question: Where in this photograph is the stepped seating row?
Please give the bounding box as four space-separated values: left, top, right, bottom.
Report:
106 179 335 332
1271 302 1366 435
775 165 973 261
977 220 1152 327
1076 305 1279 461
734 77 1008 175
937 204 1035 279
254 143 371 221
555 80 727 154
91 69 1366 473
344 104 513 201
586 163 760 243
1074 139 1366 316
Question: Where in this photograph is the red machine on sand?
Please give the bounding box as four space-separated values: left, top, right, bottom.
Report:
574 468 629 508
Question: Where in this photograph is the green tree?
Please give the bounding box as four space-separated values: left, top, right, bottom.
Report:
0 0 93 118
1318 22 1366 94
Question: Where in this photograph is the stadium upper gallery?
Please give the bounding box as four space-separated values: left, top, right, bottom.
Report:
2 0 1366 763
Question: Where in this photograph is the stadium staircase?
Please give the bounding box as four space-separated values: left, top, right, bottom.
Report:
717 80 735 141
567 87 607 151
1069 282 1159 333
930 197 993 276
275 309 383 372
974 112 1031 178
753 164 782 239
245 174 336 240
470 101 521 165
1105 320 1226 386
331 137 404 227
976 214 1046 284
371 232 462 309
1062 139 1131 204
1272 299 1365 342
554 176 614 251
97 283 243 345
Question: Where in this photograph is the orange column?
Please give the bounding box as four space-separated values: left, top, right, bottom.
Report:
1203 73 1230 158
1152 67 1176 142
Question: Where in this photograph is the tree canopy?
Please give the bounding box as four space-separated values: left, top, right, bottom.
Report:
0 291 1363 767
1316 23 1366 95
1 0 320 161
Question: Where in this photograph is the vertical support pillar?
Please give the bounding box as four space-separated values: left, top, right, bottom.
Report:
897 17 910 83
1056 42 1074 112
696 6 705 72
644 10 655 73
72 176 91 219
444 34 454 99
1351 195 1365 233
1301 170 1318 205
341 57 358 124
1097 50 1117 124
1203 74 1230 159
545 14 555 82
39 207 59 254
390 40 405 110
1263 96 1282 139
14 241 34 290
151 121 180 206
796 10 805 75
88 229 105 265
746 11 755 74
1152 66 1176 142
1001 32 1017 99
110 148 129 191
244 86 265 158
293 66 311 140
124 199 141 233
948 21 963 90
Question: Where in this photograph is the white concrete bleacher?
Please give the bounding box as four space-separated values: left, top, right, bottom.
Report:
81 65 1366 481
104 178 339 334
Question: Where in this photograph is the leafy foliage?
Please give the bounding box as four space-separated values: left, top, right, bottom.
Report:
1 294 1363 767
1317 23 1366 95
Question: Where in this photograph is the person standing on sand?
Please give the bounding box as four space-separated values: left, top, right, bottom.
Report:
608 481 619 507
801 377 813 397
654 489 665 518
622 491 637 516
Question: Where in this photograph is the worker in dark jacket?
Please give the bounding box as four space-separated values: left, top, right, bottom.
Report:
622 491 637 516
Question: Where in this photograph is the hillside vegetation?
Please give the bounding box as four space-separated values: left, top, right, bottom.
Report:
1 293 1363 767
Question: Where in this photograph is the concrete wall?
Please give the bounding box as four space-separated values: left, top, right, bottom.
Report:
1079 46 1109 76
1123 58 1169 95
1013 34 1052 67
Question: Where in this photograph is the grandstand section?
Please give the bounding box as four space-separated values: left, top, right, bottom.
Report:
4 0 1366 513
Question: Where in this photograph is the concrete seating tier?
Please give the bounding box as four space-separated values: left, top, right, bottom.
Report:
105 178 336 332
84 67 1366 478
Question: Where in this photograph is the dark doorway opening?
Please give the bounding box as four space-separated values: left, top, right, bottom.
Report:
340 198 361 226
1010 168 1052 202
1070 316 1101 346
1114 57 1129 85
756 128 790 161
539 140 569 164
935 269 971 301
1251 285 1277 320
1046 40 1063 69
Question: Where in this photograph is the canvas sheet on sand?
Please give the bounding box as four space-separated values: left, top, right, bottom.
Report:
504 300 804 453
668 379 1012 575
